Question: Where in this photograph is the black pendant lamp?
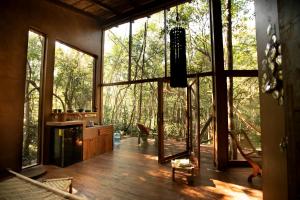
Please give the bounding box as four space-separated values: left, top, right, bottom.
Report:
170 6 187 88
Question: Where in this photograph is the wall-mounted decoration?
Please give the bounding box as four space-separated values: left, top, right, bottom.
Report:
261 24 284 106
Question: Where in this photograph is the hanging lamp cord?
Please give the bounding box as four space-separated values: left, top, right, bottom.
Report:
176 5 179 26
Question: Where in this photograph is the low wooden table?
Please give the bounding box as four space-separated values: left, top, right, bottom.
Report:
171 159 195 184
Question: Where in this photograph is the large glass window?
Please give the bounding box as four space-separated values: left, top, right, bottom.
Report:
221 0 260 161
52 42 95 112
103 23 129 83
103 0 212 84
22 31 45 168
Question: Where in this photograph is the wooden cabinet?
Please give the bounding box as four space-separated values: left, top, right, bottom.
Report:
83 125 113 160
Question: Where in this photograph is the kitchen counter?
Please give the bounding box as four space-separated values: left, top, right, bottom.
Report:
46 120 84 127
46 121 113 161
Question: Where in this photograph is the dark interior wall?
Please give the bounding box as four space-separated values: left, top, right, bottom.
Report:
0 1 29 174
0 0 101 172
278 1 300 199
255 0 287 199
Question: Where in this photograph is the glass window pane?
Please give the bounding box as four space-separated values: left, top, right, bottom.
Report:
199 76 214 144
167 0 212 74
131 11 165 80
163 84 187 157
222 0 257 70
22 31 45 168
103 83 158 135
53 42 94 112
228 77 261 161
103 23 129 83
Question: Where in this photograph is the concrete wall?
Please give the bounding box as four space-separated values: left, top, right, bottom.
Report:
0 0 101 172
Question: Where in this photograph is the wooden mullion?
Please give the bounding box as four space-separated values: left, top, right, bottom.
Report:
209 0 228 170
100 72 213 87
157 80 164 163
225 70 258 77
196 77 200 170
164 9 168 78
128 21 132 82
99 29 105 124
187 85 191 152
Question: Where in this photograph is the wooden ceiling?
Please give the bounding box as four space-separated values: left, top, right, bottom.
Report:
50 0 189 29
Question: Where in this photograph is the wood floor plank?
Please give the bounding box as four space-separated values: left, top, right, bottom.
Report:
41 137 262 200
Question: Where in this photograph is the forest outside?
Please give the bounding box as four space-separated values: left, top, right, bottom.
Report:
52 42 94 112
102 0 260 160
103 0 213 136
21 0 260 165
22 31 45 167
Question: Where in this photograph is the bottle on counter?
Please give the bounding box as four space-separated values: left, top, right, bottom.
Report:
114 131 121 146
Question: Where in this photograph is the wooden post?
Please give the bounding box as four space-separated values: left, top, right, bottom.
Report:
209 0 228 170
157 80 164 163
187 85 191 152
164 9 168 78
128 21 132 82
99 30 105 124
42 37 55 164
196 77 200 170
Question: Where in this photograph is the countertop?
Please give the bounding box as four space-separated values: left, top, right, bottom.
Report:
46 120 84 126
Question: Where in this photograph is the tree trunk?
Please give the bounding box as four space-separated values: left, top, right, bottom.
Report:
138 21 148 123
226 0 237 159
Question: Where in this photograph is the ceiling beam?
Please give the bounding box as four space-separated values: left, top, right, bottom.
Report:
49 0 101 21
126 0 140 8
101 0 190 29
89 0 121 16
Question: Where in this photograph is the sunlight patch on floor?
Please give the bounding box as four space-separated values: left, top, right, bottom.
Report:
143 154 158 161
211 179 262 200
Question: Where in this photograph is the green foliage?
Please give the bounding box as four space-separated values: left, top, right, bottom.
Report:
222 0 257 70
53 42 94 111
232 77 261 149
167 0 212 73
103 83 158 135
22 31 44 167
102 0 260 153
103 23 129 83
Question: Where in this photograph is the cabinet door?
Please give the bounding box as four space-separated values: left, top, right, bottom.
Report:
104 133 113 152
96 130 103 154
83 139 89 160
83 138 97 160
99 133 106 154
91 137 97 157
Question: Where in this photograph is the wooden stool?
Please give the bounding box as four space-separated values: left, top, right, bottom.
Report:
171 159 195 185
42 177 73 193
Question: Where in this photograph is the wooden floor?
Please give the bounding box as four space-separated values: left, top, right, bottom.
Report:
42 137 262 200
